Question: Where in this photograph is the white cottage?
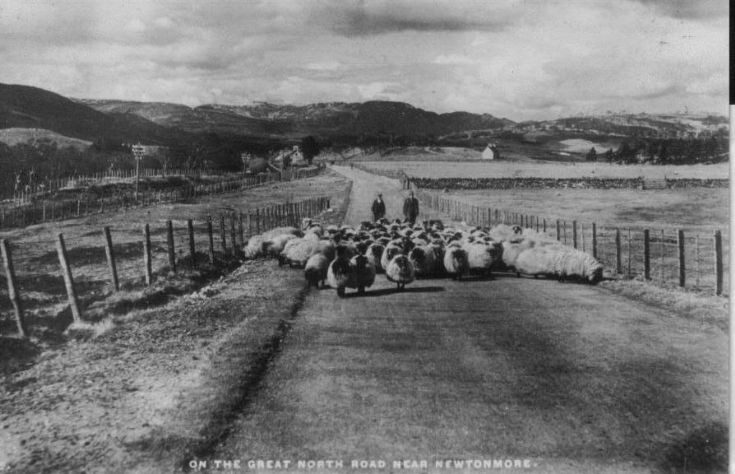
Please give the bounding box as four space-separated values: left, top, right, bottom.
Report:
482 143 499 160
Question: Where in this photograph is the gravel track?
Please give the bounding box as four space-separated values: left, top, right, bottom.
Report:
209 166 727 473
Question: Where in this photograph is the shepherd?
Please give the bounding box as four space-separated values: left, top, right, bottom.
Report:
371 193 386 222
402 190 419 226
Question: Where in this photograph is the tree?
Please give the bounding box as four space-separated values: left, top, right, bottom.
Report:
300 136 320 165
586 147 597 161
604 148 614 163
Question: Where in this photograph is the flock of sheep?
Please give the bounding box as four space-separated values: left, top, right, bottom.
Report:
242 216 604 297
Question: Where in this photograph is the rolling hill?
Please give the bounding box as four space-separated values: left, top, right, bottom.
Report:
78 98 514 137
0 83 189 145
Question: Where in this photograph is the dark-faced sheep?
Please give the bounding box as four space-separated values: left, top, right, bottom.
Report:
348 254 376 294
305 253 329 288
327 245 352 297
443 243 469 280
385 254 415 291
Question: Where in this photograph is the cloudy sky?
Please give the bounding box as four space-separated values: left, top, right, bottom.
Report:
0 0 728 120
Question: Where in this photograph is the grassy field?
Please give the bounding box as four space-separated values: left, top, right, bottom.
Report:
0 171 351 339
360 159 729 179
446 187 729 231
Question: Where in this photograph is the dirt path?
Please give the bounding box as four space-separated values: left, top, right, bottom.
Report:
208 167 728 473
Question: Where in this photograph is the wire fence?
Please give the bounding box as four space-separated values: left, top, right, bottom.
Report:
0 196 331 338
0 166 324 230
2 167 230 202
414 189 728 296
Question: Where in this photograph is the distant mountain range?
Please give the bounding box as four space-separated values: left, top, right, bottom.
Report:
0 82 728 149
76 98 514 138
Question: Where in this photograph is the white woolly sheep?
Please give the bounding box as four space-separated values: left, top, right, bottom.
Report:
501 239 535 269
550 247 604 284
380 243 403 271
243 235 266 259
442 244 469 280
465 241 503 276
347 254 376 294
327 246 353 297
513 246 556 278
366 242 385 273
304 253 329 288
408 245 436 277
385 254 415 290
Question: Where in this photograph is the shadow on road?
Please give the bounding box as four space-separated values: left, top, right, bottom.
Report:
333 286 446 298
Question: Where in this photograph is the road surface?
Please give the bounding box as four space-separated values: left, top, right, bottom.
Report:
210 166 727 473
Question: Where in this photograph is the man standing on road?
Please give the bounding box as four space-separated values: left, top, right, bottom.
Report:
402 191 419 225
371 193 386 222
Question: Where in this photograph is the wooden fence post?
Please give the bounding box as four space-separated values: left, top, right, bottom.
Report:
56 233 82 322
556 220 560 241
207 217 215 264
615 228 622 274
103 226 119 291
572 221 578 249
230 214 237 257
643 229 650 280
255 209 260 234
220 215 227 253
238 213 244 246
1 239 27 337
166 220 176 273
677 229 685 287
714 230 723 296
143 224 153 285
592 223 597 259
187 219 196 261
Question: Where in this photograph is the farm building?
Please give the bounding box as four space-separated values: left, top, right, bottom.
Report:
482 143 500 160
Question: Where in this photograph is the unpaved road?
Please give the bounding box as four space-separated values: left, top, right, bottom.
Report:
206 167 728 473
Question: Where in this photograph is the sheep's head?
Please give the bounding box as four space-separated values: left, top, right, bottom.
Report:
385 245 402 261
369 244 384 259
409 247 425 264
488 242 503 259
512 225 523 234
393 254 411 270
335 245 350 259
452 247 468 265
355 241 369 255
587 264 604 284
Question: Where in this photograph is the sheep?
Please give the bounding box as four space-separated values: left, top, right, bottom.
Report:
366 242 385 273
442 242 469 280
327 245 353 297
260 226 302 241
281 237 321 267
408 245 436 277
348 254 376 294
466 241 503 276
513 246 556 278
550 247 604 284
243 234 266 259
304 253 329 288
380 243 403 270
385 254 415 291
488 224 521 243
265 233 298 262
501 238 535 270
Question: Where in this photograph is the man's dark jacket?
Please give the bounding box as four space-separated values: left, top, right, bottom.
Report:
371 198 386 218
403 196 419 220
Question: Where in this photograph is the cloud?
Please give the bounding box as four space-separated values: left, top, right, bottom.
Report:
0 0 728 120
312 0 515 36
629 0 728 20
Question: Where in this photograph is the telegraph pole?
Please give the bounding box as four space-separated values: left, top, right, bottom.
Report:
132 143 144 201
